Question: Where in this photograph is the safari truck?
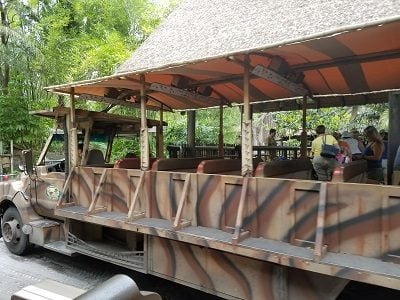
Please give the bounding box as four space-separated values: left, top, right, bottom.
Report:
3 1 400 299
1 103 400 300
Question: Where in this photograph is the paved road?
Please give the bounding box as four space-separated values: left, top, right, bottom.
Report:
2 237 400 300
0 237 222 300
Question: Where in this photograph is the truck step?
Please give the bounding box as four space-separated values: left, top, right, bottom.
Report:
26 219 61 246
43 241 77 256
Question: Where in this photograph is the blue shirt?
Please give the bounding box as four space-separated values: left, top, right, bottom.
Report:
363 143 382 169
382 140 388 159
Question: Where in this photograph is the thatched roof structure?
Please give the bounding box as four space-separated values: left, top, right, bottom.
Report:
46 0 400 111
117 0 399 73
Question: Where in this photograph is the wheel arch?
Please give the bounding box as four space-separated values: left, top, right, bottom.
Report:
0 195 42 225
0 199 15 218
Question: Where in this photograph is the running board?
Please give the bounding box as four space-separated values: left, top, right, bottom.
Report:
67 233 146 273
43 241 77 256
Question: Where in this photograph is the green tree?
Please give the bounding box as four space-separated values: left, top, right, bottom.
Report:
0 0 177 151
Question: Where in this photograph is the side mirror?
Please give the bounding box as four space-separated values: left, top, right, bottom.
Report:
21 149 34 174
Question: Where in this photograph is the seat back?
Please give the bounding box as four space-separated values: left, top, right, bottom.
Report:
152 157 216 172
114 157 141 169
86 149 105 166
254 158 313 179
197 159 241 175
331 160 368 183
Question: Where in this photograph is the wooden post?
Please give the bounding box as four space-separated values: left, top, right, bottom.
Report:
140 74 149 170
388 92 400 184
241 54 253 176
300 95 308 158
218 101 224 157
69 87 78 168
156 106 164 158
187 111 196 157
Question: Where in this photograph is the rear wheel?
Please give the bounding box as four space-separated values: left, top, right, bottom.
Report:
1 207 30 255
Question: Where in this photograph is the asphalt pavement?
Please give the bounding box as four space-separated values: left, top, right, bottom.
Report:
0 237 114 299
0 237 222 300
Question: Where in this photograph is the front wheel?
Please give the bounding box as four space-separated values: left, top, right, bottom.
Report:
1 207 30 255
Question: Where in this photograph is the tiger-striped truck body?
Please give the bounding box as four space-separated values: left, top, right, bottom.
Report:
47 166 400 299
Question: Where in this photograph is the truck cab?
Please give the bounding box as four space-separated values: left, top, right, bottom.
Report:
0 106 164 255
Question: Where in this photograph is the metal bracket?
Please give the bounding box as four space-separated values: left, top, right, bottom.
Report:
127 171 146 221
56 167 76 208
252 65 308 96
173 173 192 230
232 176 251 244
149 83 221 107
87 169 109 215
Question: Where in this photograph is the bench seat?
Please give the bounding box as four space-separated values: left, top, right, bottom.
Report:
331 160 368 183
254 158 313 180
152 157 218 172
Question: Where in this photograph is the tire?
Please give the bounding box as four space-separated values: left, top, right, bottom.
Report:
1 207 30 255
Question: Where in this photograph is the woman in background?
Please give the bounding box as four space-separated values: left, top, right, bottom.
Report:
363 125 385 184
311 125 339 181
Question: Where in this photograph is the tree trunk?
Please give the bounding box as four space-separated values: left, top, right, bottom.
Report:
0 0 10 95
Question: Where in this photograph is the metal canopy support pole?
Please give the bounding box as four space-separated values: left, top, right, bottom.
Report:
187 111 196 157
81 119 93 165
218 101 224 157
241 54 253 176
300 96 308 158
69 87 78 168
156 106 164 158
388 92 400 184
140 74 149 170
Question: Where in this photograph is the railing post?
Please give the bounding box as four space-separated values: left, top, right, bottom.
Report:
241 54 253 176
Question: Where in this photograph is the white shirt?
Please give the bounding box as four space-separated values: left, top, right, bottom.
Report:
344 137 362 155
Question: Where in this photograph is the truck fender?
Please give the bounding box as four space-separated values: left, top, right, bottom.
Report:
0 192 42 225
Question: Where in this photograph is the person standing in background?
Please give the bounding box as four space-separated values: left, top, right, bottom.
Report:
351 129 366 152
267 128 277 160
311 125 339 181
379 129 388 183
267 129 277 146
333 132 351 163
342 131 363 160
363 126 385 184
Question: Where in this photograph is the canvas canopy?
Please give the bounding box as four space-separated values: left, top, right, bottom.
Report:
45 0 400 111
